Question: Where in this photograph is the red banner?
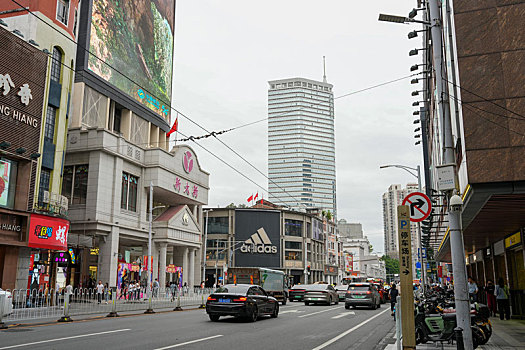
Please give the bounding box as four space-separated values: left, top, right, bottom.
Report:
28 214 69 250
438 265 443 278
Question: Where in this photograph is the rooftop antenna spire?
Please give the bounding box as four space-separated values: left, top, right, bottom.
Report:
322 56 327 83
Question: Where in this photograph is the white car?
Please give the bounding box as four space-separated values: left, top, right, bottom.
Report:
0 288 13 316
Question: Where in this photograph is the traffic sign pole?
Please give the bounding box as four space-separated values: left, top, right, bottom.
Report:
397 205 416 349
402 191 432 291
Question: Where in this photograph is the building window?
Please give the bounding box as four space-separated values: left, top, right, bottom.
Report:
38 168 51 204
61 164 88 205
73 9 78 37
207 217 229 234
50 47 62 82
44 106 56 142
285 241 302 250
285 251 302 260
285 219 302 237
56 0 69 25
121 172 138 211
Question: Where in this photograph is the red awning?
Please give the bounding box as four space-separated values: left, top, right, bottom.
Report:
28 213 69 250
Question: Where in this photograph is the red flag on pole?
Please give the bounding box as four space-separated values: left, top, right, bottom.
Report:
166 116 178 137
247 194 253 202
254 192 258 201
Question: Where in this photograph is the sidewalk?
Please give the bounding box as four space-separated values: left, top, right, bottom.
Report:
385 317 525 350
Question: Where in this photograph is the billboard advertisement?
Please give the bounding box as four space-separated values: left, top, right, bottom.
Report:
234 210 281 268
88 0 175 118
28 214 70 250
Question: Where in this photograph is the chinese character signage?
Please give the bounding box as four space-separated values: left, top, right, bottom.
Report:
28 214 70 250
397 205 416 348
0 27 47 156
173 176 199 199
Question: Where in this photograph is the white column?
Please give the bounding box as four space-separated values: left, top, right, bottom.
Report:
98 227 119 288
182 247 189 286
189 248 195 289
159 243 167 288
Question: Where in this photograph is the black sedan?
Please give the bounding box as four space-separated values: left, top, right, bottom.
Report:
206 284 279 322
288 284 310 302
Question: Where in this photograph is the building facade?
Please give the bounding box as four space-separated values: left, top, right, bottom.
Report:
53 0 210 291
267 78 336 217
338 219 363 239
204 205 338 286
416 0 525 318
0 0 80 291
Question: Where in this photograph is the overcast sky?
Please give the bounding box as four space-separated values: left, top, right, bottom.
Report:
171 0 422 254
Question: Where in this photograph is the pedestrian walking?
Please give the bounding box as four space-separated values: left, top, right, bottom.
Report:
468 277 478 303
495 277 511 320
182 282 188 296
96 280 104 304
389 283 399 317
484 280 497 316
153 278 160 298
104 283 109 303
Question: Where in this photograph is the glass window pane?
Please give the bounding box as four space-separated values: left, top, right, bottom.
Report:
61 166 73 203
73 165 88 205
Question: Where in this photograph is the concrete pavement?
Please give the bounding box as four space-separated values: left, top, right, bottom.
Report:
0 302 395 350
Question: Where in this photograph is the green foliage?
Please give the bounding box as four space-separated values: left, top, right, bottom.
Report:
381 255 400 275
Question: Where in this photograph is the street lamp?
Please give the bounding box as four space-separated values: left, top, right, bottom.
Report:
379 164 426 291
146 182 166 313
201 209 212 285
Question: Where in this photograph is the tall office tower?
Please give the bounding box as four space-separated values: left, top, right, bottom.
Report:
267 78 336 217
382 184 419 269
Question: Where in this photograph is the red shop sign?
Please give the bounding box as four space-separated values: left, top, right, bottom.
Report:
28 214 69 250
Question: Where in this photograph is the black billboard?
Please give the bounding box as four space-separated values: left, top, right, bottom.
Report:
234 210 281 268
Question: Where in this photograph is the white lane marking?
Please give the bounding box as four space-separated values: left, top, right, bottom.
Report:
312 308 390 350
0 329 131 350
280 310 302 314
298 307 340 318
154 335 224 350
331 311 355 319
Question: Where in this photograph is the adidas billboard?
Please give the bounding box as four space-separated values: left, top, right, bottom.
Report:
235 209 280 268
240 228 277 254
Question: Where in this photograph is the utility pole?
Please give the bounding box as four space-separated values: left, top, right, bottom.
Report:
201 210 210 285
416 165 426 291
428 0 472 348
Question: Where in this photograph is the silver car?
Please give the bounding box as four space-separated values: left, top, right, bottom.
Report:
303 284 339 306
334 284 348 302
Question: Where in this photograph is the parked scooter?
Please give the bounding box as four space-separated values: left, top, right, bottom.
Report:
414 301 486 348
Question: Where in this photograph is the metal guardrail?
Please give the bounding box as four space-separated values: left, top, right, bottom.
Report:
1 287 214 323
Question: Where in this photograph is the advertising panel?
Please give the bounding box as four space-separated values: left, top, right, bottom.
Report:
0 27 47 156
88 0 175 118
0 159 12 206
28 214 70 250
234 210 281 268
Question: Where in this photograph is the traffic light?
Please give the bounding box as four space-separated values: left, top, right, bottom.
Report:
307 265 311 273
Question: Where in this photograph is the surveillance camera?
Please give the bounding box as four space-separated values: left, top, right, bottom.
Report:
449 194 463 211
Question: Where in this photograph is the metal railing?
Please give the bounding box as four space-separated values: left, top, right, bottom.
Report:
1 287 214 323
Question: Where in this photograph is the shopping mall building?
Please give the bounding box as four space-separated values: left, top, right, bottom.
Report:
61 0 209 291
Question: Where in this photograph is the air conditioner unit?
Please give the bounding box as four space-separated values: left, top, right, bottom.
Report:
61 195 69 211
50 192 59 205
43 191 50 203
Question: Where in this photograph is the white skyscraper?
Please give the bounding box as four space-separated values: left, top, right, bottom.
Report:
267 77 336 216
382 184 420 272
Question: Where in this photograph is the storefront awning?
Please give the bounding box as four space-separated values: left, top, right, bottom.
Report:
436 182 525 262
